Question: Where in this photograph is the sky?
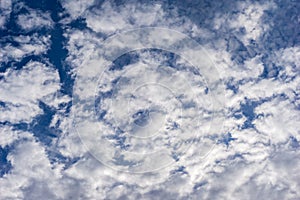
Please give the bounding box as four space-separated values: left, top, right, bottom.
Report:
0 0 300 199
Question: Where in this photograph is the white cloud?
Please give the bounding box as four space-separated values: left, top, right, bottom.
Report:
60 0 299 199
0 0 299 199
227 1 276 45
62 1 207 38
0 0 12 29
254 97 300 144
0 133 68 199
0 34 51 64
17 10 53 31
0 61 60 123
0 126 21 147
60 0 95 19
84 2 166 34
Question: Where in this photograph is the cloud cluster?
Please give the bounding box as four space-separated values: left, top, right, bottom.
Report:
0 61 60 123
17 9 53 31
0 0 299 199
0 34 50 64
0 0 12 29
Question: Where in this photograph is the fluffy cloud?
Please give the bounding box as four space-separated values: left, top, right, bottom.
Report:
16 10 53 31
0 132 66 199
0 34 50 64
61 0 300 199
0 61 60 123
0 0 299 199
227 1 276 45
0 0 12 29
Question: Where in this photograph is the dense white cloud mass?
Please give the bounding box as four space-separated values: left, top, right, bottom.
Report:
17 10 53 31
0 34 50 63
0 0 12 29
0 61 60 123
227 1 276 45
0 0 299 199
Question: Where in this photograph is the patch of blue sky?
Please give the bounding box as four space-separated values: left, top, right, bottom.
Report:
0 146 12 177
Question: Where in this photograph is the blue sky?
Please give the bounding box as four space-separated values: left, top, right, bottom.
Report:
0 0 299 199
